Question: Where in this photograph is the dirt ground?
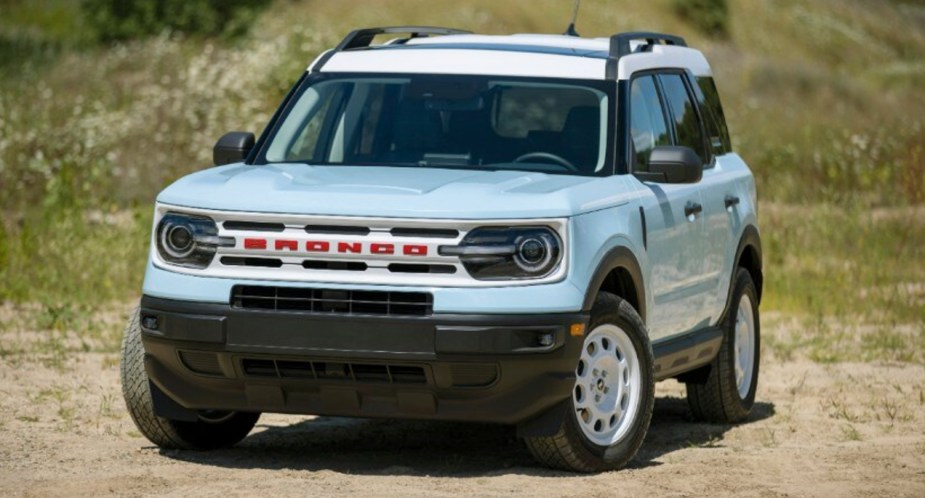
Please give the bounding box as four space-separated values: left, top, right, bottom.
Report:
2 336 924 497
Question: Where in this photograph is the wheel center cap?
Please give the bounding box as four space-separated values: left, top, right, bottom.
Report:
596 378 605 391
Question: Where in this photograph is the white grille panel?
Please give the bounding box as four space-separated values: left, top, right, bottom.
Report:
151 203 568 287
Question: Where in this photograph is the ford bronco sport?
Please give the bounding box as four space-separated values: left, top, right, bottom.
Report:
122 27 763 472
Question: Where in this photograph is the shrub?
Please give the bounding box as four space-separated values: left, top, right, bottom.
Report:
80 0 272 42
672 0 729 38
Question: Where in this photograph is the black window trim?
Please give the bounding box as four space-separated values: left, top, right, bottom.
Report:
624 68 715 174
656 69 714 169
692 75 732 155
625 72 672 175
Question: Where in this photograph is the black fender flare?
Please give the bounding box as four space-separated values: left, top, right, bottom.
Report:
581 245 646 323
722 224 763 319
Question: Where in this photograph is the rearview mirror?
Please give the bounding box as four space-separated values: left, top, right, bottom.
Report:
634 146 703 184
213 131 255 166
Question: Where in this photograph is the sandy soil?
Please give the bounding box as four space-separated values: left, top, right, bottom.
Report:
1 347 924 497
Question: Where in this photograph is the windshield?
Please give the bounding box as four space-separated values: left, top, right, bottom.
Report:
260 74 613 176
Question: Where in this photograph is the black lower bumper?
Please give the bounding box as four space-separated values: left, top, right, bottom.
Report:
139 295 588 426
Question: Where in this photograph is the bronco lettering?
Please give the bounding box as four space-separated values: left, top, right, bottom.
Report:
241 238 429 256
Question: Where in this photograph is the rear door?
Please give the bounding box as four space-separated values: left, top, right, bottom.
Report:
691 76 740 324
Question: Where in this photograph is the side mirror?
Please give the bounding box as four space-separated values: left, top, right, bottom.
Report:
635 146 703 184
213 132 255 166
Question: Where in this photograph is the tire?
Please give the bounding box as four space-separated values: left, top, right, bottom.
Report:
524 292 655 472
120 307 259 450
686 267 760 423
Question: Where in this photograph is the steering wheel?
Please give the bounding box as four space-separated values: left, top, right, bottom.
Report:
513 152 578 172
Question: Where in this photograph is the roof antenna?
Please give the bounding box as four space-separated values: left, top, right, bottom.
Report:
564 0 581 37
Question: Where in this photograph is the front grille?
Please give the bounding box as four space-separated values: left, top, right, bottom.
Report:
241 358 426 384
388 263 456 274
223 220 285 232
231 285 433 316
390 227 459 238
304 224 371 236
302 260 368 271
221 256 284 268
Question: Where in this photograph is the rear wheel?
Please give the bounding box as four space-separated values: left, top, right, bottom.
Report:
524 292 654 472
120 308 259 450
686 268 760 423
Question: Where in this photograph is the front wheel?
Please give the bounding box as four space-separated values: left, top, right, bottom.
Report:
524 292 654 472
120 308 259 450
686 268 760 423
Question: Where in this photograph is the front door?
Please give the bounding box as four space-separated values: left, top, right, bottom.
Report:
628 74 708 340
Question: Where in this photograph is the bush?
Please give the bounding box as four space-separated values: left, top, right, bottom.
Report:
80 0 272 42
672 0 729 38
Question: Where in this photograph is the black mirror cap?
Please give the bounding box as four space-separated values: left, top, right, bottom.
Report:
213 132 255 166
635 146 703 184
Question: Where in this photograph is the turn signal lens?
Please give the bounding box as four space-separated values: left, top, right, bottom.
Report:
570 323 586 337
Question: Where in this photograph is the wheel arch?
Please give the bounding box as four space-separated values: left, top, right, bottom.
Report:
733 224 763 304
581 246 646 323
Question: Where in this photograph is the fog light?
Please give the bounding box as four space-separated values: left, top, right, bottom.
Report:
142 315 159 331
538 332 555 347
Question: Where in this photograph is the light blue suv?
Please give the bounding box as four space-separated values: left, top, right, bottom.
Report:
122 27 763 472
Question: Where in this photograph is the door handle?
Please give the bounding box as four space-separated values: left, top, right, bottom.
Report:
684 201 703 218
724 195 740 209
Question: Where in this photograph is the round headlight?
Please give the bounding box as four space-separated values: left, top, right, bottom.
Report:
161 222 195 258
444 226 561 280
155 212 230 269
515 234 554 271
166 224 194 254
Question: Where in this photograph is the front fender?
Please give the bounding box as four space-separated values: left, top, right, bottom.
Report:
568 206 648 321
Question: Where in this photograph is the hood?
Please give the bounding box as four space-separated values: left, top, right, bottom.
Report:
156 163 633 219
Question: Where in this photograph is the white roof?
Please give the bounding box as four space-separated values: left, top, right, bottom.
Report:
315 33 712 80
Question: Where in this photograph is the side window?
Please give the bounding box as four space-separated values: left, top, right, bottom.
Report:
659 73 709 165
696 77 732 153
629 75 671 172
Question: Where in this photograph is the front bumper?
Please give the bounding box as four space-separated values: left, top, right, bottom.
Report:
140 295 588 425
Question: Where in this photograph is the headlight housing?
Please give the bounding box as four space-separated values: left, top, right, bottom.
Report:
440 226 562 280
156 212 232 269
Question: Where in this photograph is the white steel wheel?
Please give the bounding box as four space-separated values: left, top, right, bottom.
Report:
734 294 756 399
573 324 642 446
523 293 653 472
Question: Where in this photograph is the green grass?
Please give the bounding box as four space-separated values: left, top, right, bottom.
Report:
0 0 923 363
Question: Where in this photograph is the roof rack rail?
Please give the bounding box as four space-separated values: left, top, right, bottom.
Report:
604 31 687 79
609 31 687 58
334 26 472 52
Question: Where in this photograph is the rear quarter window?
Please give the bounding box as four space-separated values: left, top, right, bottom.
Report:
695 77 732 153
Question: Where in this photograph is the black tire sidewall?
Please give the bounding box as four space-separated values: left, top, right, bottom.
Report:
566 294 654 468
121 306 259 450
721 268 761 414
